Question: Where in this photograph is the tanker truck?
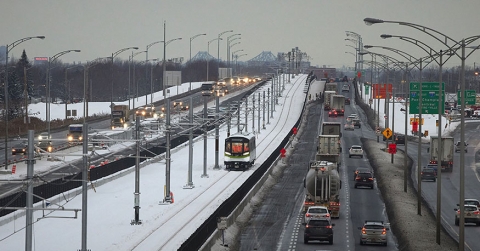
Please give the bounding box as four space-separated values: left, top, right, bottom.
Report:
303 161 341 218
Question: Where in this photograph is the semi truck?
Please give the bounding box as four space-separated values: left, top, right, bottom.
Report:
315 135 341 166
67 124 83 142
324 91 336 111
330 95 345 116
303 161 341 218
111 105 130 129
427 136 454 172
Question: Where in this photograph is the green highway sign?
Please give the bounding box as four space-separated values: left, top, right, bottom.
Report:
409 82 445 114
457 90 476 105
365 85 369 95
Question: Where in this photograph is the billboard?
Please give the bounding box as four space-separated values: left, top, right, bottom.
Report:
373 83 393 99
166 71 181 87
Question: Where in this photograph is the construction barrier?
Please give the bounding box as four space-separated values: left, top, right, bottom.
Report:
11 165 16 174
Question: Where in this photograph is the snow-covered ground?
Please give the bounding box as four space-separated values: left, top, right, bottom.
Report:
0 75 317 250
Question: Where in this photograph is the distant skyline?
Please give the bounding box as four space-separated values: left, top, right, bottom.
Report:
2 0 480 69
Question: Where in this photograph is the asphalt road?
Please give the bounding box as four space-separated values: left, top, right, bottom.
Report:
237 82 399 250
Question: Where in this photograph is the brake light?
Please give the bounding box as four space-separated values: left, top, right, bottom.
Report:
421 172 424 175
382 228 387 235
361 227 366 234
368 177 373 181
325 213 330 217
474 211 480 215
356 177 361 180
457 210 461 214
325 225 332 229
306 213 310 217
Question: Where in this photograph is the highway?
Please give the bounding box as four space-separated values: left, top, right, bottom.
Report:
408 120 480 250
238 81 399 250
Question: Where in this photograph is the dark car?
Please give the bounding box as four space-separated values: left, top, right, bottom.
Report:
354 167 373 181
355 172 374 189
353 118 361 128
304 218 334 244
421 167 437 182
395 135 405 145
345 98 351 105
11 140 27 156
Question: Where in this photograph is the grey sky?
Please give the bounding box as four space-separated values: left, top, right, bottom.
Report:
2 0 479 69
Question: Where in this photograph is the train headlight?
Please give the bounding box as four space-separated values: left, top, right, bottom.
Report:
79 136 83 141
68 136 73 141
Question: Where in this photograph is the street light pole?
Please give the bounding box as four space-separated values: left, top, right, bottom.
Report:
189 33 206 90
207 38 221 81
145 41 162 106
217 30 233 80
110 47 139 122
46 50 81 141
226 33 241 77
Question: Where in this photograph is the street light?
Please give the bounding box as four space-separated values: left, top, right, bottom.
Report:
235 53 247 76
46 50 81 140
232 50 243 76
365 17 480 248
130 50 146 116
189 33 207 90
217 30 234 79
145 41 163 106
4 36 45 172
227 33 241 77
64 65 83 120
111 46 138 120
207 38 222 81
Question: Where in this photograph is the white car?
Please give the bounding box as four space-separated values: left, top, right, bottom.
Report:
345 122 354 130
454 141 468 153
349 145 364 158
304 206 331 223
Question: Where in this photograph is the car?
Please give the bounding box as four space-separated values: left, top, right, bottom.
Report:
304 206 331 223
425 163 438 173
328 110 338 117
352 118 361 128
232 76 240 85
342 84 350 92
11 140 27 155
304 218 334 244
345 98 351 105
38 132 49 142
454 141 468 153
349 145 363 158
354 167 373 181
421 167 437 182
454 205 480 226
395 135 406 145
358 220 389 245
458 199 480 208
217 78 227 87
355 172 374 189
345 122 354 130
346 115 356 122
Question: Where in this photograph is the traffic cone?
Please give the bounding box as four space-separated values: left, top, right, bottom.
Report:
12 165 16 174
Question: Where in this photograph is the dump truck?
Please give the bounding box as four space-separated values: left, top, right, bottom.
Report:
325 82 337 93
315 135 341 166
303 161 341 218
324 91 336 111
427 136 454 172
330 95 345 116
322 122 342 138
111 105 130 129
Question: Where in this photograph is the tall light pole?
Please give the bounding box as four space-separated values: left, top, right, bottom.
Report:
217 30 233 80
235 53 247 76
46 50 81 140
131 50 146 116
111 47 138 120
4 36 45 171
145 41 162 106
364 17 480 249
226 33 241 77
207 38 221 81
232 50 244 76
64 65 83 120
161 21 182 204
189 33 206 90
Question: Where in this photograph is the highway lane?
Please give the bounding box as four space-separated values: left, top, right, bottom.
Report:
238 82 398 250
406 121 480 250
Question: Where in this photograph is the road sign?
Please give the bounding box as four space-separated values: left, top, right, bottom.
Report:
373 84 392 99
382 128 392 139
409 118 424 125
365 85 370 95
357 71 361 78
457 90 476 105
409 82 445 114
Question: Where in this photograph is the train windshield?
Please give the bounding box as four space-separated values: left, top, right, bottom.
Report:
226 137 250 154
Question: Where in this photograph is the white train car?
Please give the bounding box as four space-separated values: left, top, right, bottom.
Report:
224 132 256 171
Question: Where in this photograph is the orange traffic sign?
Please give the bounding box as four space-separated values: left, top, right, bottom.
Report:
382 128 392 139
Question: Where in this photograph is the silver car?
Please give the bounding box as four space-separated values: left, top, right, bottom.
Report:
358 221 389 246
454 141 468 153
304 206 331 223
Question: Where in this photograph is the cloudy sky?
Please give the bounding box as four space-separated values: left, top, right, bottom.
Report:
2 0 479 69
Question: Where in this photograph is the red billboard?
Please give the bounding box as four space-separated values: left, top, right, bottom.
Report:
373 84 393 99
